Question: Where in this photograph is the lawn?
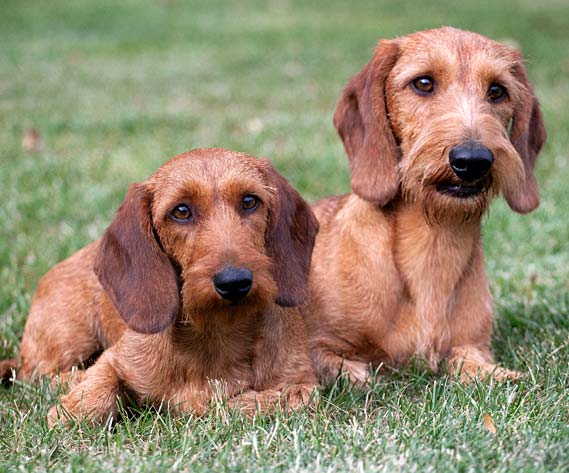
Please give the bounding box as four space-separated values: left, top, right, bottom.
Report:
1 0 568 471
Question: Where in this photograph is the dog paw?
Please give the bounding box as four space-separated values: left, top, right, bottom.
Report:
49 369 85 390
487 366 523 382
341 359 372 387
280 383 317 409
227 384 316 416
47 405 65 428
458 363 523 383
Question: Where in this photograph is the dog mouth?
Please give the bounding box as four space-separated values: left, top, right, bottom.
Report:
436 181 485 198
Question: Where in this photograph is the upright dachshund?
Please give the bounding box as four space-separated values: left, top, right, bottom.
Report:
1 148 319 424
303 27 546 385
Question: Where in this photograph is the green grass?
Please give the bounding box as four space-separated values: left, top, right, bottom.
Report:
1 0 568 470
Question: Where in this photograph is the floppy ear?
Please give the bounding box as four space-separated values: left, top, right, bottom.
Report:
505 54 547 214
261 161 319 307
94 183 180 333
334 40 400 205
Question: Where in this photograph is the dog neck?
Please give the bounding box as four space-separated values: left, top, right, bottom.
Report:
390 197 482 287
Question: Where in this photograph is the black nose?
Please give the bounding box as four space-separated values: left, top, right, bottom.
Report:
213 268 253 303
449 143 494 181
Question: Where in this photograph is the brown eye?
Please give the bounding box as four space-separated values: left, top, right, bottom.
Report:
170 204 193 222
411 76 435 95
487 83 507 102
242 195 260 212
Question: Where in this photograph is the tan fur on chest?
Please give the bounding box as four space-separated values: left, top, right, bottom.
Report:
308 196 480 368
391 202 479 366
113 318 261 404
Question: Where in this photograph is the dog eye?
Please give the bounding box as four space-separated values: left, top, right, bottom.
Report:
411 76 435 95
170 204 193 222
487 83 508 102
242 195 260 212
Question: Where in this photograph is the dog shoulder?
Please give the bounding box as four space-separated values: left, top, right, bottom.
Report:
311 193 350 227
34 240 101 298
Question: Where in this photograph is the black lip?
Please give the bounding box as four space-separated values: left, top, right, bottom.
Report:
437 183 483 198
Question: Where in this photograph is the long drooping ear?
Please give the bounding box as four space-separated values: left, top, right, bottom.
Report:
506 54 547 214
261 161 319 307
334 40 400 205
94 183 180 333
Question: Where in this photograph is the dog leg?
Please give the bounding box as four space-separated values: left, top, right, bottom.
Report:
447 346 522 383
165 388 212 417
17 244 114 382
49 367 86 390
47 351 123 427
445 247 522 383
166 382 315 417
311 348 371 387
228 383 316 416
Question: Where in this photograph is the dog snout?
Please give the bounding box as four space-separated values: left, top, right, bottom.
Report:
449 142 494 181
213 267 253 302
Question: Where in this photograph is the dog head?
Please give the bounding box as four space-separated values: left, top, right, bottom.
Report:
334 27 546 221
94 148 319 333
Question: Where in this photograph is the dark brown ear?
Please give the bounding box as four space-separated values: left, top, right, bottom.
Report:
506 54 547 214
261 161 319 307
94 184 180 333
334 40 400 205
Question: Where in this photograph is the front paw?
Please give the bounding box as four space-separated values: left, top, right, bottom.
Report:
279 383 317 410
47 405 60 428
47 404 74 428
47 386 117 427
47 393 83 428
228 384 316 416
457 362 523 383
484 366 523 382
340 359 372 387
50 368 85 390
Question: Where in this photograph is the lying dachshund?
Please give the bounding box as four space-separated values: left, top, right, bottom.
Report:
304 27 546 384
1 148 319 424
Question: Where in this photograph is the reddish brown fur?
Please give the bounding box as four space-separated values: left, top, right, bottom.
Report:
303 27 546 385
0 148 319 424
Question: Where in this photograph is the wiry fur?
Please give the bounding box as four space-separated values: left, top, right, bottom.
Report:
303 27 546 385
0 148 319 424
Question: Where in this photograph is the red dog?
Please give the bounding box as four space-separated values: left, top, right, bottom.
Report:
1 148 319 423
303 28 546 384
